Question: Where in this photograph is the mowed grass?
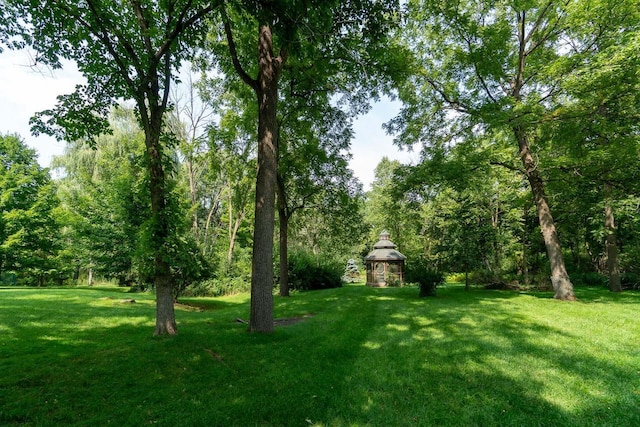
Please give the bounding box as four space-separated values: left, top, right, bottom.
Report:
1 283 639 426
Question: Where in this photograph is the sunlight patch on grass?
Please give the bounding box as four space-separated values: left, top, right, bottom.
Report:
2 284 639 426
39 334 66 342
74 316 152 331
385 323 409 332
362 341 382 350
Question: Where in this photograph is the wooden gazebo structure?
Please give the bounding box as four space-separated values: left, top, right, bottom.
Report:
364 231 406 287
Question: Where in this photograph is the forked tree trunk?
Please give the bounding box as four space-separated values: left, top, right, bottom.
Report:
604 184 621 292
249 24 283 333
514 126 576 300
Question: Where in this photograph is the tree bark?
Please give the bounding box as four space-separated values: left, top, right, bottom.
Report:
187 159 199 238
249 24 283 333
227 214 244 267
277 173 290 297
145 118 177 336
278 205 290 297
514 126 576 300
604 184 621 292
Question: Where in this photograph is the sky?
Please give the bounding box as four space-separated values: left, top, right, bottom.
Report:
0 48 416 191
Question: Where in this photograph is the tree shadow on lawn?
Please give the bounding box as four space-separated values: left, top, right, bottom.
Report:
2 285 638 426
177 285 639 426
570 286 640 304
324 285 639 426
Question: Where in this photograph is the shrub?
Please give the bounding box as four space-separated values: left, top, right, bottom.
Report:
342 259 362 283
621 273 640 290
405 258 444 297
570 272 608 287
446 272 466 283
182 277 251 297
289 251 342 291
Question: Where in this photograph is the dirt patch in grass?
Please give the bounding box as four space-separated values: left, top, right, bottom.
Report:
175 302 205 312
234 314 314 327
274 314 314 326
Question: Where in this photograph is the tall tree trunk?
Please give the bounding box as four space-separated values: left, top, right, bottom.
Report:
514 126 576 301
277 174 290 297
604 183 621 292
187 159 199 238
278 207 290 297
522 203 530 286
146 123 177 336
522 236 530 287
203 189 222 256
88 254 93 286
249 24 282 333
227 215 244 267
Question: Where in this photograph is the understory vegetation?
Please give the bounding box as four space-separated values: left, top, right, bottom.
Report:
1 283 639 426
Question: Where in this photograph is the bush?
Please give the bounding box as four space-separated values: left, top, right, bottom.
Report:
405 258 444 297
446 272 466 283
621 273 640 290
182 277 251 297
342 259 362 283
289 251 342 291
570 272 608 287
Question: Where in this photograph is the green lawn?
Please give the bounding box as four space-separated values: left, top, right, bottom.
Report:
1 283 639 426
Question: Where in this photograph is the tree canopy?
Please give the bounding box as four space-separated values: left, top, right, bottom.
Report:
0 0 638 338
0 134 59 286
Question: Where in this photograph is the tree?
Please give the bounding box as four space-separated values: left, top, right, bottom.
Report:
208 97 257 274
2 1 219 335
276 99 362 297
342 259 361 283
0 134 60 286
53 107 148 286
385 132 527 288
214 0 401 331
365 157 422 256
167 68 216 241
389 0 636 300
543 6 640 291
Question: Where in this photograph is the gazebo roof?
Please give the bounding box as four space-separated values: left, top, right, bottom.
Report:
364 231 406 261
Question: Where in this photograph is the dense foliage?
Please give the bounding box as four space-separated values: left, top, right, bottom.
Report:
0 1 638 302
288 250 343 291
405 257 444 297
0 134 60 286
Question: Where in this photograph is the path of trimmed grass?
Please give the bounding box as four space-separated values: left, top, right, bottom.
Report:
1 283 639 426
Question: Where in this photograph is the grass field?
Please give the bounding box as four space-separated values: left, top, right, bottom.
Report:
1 283 639 426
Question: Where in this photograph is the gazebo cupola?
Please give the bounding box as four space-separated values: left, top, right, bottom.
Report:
364 231 406 287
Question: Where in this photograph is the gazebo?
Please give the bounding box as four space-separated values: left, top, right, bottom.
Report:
364 231 406 287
